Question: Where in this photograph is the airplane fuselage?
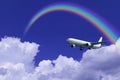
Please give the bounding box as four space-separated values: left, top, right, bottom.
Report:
67 38 102 50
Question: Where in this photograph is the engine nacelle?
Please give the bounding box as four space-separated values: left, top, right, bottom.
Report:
85 43 91 47
71 44 76 48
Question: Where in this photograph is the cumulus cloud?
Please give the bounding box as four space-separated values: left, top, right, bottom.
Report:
0 37 120 80
0 37 39 72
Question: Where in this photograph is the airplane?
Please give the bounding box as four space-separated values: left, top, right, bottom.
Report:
66 37 105 50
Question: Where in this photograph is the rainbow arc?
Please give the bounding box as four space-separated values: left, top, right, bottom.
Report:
24 3 119 43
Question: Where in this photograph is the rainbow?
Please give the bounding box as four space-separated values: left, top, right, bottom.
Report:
24 2 119 43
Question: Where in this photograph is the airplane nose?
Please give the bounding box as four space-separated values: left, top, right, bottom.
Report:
66 38 70 42
66 38 72 43
66 39 69 42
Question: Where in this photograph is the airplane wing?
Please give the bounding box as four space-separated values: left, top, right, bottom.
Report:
91 41 107 45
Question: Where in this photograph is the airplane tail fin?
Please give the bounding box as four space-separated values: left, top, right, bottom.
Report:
98 37 103 42
96 37 103 47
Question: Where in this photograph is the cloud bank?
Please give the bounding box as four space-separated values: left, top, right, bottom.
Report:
0 37 120 80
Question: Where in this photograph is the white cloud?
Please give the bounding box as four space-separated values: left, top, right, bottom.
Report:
0 37 39 72
0 37 120 80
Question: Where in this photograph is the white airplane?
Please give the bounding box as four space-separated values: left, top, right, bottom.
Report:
67 37 105 50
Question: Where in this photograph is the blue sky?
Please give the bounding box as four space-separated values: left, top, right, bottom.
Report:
0 0 120 65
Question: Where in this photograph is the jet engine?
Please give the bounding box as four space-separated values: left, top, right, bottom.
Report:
85 43 91 47
71 44 76 48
